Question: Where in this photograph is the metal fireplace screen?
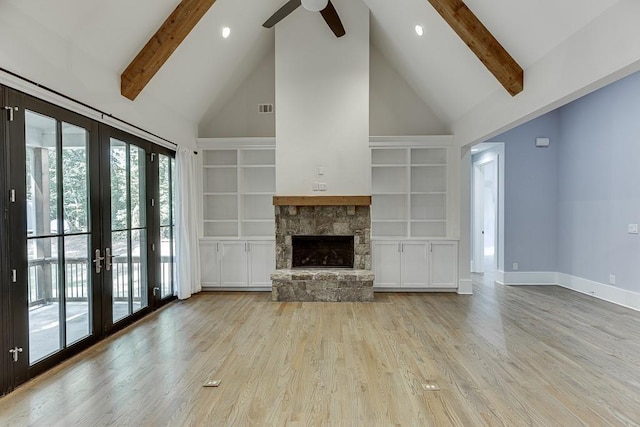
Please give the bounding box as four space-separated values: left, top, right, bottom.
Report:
291 235 354 268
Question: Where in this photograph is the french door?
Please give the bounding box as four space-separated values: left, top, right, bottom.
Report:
101 129 152 329
1 87 175 394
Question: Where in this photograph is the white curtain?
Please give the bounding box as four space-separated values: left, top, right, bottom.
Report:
175 147 201 300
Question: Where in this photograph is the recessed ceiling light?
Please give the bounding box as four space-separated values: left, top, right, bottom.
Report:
415 25 424 36
221 27 231 39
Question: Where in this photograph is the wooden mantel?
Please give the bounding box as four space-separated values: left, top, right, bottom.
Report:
273 196 372 206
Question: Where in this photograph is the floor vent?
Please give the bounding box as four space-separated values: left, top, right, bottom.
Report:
422 382 441 391
258 103 274 114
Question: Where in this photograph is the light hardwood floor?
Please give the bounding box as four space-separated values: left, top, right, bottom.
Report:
2 275 640 426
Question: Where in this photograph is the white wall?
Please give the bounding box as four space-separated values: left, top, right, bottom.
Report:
0 2 196 148
370 46 449 136
458 147 472 294
198 41 447 139
198 47 276 138
275 0 370 196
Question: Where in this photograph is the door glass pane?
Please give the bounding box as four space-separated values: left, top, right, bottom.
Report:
110 139 128 231
28 237 61 363
26 111 62 364
26 111 57 237
170 158 176 295
160 226 172 297
62 123 89 233
159 155 174 298
132 229 147 312
112 230 130 322
61 122 91 345
130 145 146 229
110 139 148 322
159 156 170 226
64 235 90 344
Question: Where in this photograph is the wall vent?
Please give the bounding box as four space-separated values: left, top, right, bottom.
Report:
258 104 274 114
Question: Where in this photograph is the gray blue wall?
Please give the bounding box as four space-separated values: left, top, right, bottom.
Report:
492 69 640 294
492 111 560 273
558 71 640 293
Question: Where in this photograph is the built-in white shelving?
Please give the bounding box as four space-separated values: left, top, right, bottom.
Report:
371 146 449 238
202 146 275 238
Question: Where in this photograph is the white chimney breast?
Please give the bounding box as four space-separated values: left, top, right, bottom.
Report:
275 0 370 196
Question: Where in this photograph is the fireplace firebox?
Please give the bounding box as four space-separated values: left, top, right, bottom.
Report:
292 235 354 268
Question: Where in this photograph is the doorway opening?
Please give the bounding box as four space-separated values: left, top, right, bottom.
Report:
472 144 502 277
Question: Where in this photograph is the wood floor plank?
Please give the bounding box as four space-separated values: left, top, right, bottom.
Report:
2 280 640 426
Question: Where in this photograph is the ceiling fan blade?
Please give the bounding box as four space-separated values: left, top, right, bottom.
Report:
263 0 302 28
319 1 345 37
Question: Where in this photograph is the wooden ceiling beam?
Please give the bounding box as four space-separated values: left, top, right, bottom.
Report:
121 0 217 101
426 0 523 96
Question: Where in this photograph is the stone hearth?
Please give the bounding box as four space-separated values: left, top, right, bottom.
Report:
272 269 374 302
271 198 374 302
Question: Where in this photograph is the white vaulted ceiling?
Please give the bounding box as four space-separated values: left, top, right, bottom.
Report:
0 0 637 146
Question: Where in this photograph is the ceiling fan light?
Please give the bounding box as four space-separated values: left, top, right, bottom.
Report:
301 0 328 12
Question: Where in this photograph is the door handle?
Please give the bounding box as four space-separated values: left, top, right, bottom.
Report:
93 249 104 274
9 346 23 362
105 248 112 271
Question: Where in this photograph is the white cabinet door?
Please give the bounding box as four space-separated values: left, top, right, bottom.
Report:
220 241 248 287
248 241 275 287
401 242 429 288
430 241 458 288
200 241 221 287
373 241 402 288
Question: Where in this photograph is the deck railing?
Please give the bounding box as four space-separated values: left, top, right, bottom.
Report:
28 256 174 306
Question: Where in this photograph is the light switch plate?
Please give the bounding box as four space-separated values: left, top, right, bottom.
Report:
535 137 550 147
628 224 639 234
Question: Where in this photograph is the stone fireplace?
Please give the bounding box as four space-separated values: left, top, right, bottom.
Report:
271 196 374 302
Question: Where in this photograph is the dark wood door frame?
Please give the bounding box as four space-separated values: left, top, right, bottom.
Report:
0 85 176 392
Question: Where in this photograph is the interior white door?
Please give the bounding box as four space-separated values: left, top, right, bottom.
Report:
472 154 499 274
481 161 498 272
472 162 485 273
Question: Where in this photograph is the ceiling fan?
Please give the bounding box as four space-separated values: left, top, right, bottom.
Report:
263 0 346 38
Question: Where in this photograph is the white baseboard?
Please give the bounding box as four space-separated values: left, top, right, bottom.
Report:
557 273 640 312
498 271 558 286
495 270 505 284
374 288 457 293
457 279 473 295
202 285 271 292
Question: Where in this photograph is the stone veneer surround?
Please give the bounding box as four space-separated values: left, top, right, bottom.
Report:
272 204 373 302
275 205 371 270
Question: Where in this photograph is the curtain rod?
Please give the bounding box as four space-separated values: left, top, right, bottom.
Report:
0 67 178 148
